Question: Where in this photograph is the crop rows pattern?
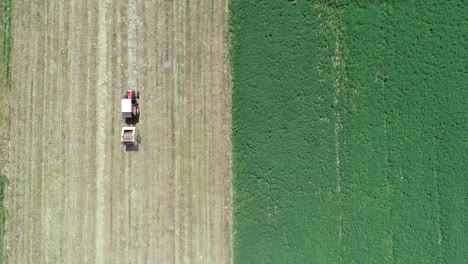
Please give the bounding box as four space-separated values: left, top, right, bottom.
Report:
232 1 468 263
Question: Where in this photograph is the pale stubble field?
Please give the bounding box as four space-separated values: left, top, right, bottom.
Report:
4 0 232 263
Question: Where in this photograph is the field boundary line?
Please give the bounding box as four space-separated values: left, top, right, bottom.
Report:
1 0 14 262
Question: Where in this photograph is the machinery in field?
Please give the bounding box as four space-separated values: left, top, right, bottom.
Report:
121 89 140 146
121 126 139 146
121 89 140 121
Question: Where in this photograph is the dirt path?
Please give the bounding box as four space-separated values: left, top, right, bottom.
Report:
5 0 232 263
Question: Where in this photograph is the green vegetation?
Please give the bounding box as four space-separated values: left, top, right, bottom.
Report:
231 1 340 262
0 0 11 263
1 0 12 89
232 1 468 263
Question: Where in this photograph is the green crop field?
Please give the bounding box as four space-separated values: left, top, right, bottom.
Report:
231 1 468 263
0 0 12 262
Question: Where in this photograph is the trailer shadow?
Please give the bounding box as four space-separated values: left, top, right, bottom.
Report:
125 144 139 152
124 134 141 152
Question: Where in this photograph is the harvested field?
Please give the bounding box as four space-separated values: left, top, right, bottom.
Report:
4 0 232 263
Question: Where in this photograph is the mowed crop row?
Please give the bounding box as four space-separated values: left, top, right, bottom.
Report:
5 0 231 263
232 1 468 263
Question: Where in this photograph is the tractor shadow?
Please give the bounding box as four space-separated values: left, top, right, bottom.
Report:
125 114 140 125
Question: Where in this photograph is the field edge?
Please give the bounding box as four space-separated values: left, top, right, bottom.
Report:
0 0 13 262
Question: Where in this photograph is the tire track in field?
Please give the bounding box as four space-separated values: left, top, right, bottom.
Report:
68 0 79 259
128 0 138 90
316 3 345 249
57 0 65 259
58 0 73 260
41 2 51 260
96 0 110 262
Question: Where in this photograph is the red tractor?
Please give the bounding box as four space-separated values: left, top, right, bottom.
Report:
121 89 140 124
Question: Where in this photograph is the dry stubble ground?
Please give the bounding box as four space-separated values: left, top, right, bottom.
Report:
5 0 232 263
